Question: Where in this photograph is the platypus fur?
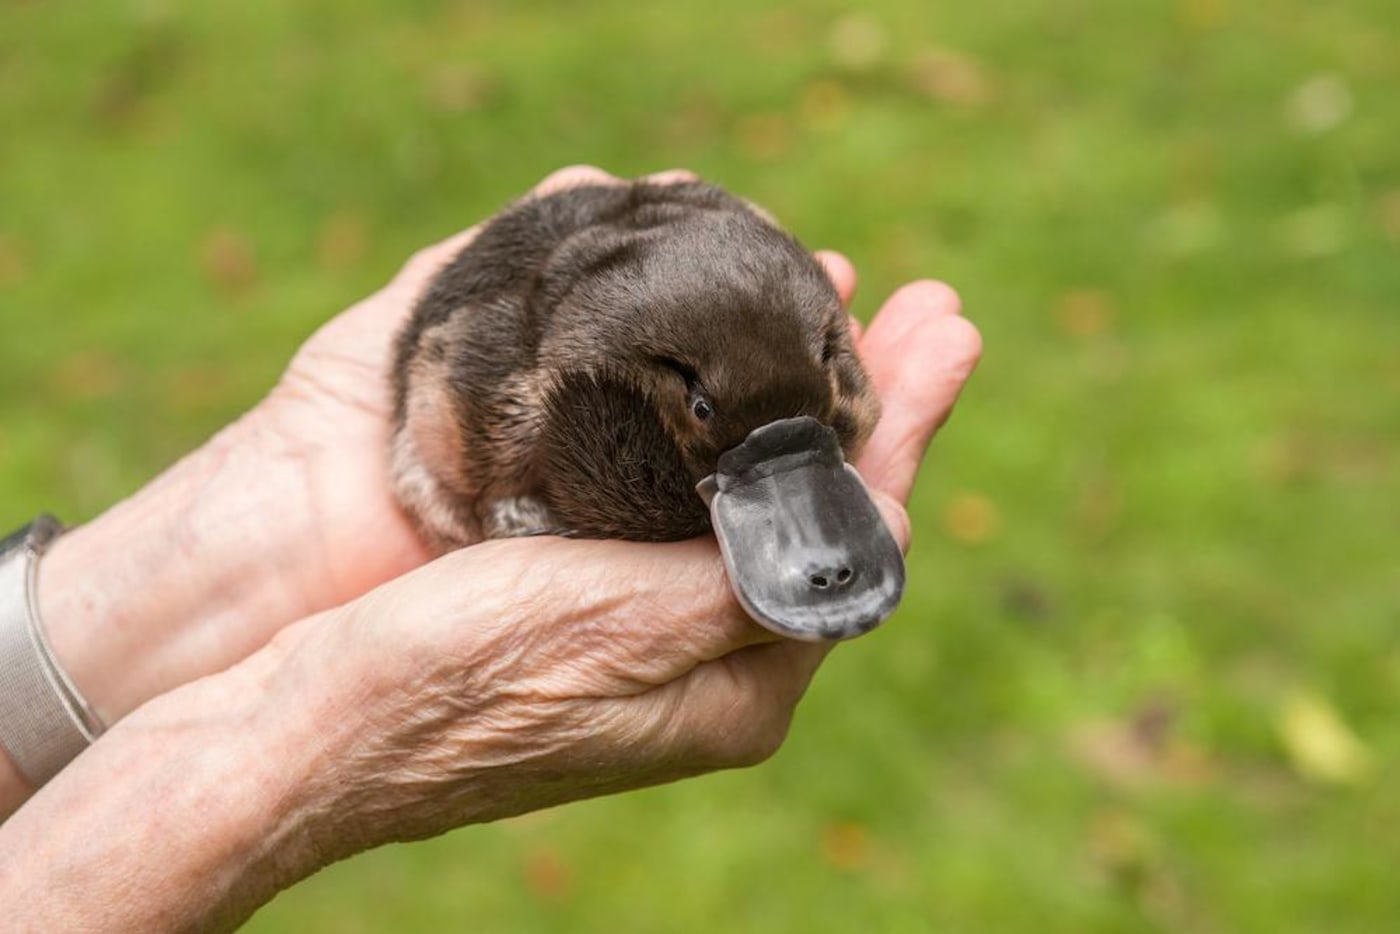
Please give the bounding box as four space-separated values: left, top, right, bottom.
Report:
390 179 881 550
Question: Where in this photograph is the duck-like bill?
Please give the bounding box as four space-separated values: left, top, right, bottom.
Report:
697 417 906 642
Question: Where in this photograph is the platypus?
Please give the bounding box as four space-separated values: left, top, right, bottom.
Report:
390 179 905 640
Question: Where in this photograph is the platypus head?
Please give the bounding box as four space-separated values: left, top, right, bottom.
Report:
534 188 901 640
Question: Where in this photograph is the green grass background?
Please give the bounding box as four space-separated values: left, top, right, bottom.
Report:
2 0 1398 930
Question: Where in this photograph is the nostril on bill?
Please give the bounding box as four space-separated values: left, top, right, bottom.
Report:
808 566 855 590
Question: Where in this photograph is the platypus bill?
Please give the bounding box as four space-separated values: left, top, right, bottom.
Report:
391 178 905 641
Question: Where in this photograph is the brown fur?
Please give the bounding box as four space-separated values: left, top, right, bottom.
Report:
390 180 879 548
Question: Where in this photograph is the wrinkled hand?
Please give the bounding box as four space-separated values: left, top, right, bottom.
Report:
255 261 981 855
38 167 748 727
0 170 979 932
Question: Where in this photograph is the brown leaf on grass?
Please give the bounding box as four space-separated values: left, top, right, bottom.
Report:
1069 700 1213 790
1054 289 1115 339
663 91 723 148
908 48 994 108
820 821 872 872
522 847 574 903
0 233 27 287
48 349 128 401
1176 0 1231 31
1253 433 1390 487
799 79 853 134
751 9 810 55
1376 189 1400 244
734 112 793 163
942 491 1001 546
1072 719 1157 790
999 576 1055 623
1087 808 1157 884
198 227 258 297
1251 434 1312 485
422 63 500 114
1086 809 1193 925
90 29 183 130
165 363 235 414
315 211 370 272
1074 469 1122 543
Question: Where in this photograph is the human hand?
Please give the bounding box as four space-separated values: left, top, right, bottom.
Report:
29 167 710 727
249 270 982 853
0 221 980 934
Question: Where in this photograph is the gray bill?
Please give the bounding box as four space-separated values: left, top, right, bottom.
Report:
697 417 906 641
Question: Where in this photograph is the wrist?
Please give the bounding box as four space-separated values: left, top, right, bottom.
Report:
0 645 331 931
36 412 319 724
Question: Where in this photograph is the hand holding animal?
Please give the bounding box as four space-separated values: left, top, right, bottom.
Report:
391 177 905 640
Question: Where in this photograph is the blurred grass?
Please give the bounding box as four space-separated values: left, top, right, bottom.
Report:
2 0 1399 930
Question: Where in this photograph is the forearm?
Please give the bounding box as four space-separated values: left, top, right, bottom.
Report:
36 415 317 721
0 644 328 933
1 414 319 813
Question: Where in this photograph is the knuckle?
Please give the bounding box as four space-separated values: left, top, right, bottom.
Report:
938 316 984 379
914 278 963 313
643 168 700 184
727 716 790 768
690 701 792 769
396 245 442 283
873 494 912 551
535 164 616 194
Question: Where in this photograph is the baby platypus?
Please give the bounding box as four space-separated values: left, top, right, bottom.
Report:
391 179 904 640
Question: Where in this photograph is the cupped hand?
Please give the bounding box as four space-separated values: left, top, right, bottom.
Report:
257 270 981 855
36 164 972 755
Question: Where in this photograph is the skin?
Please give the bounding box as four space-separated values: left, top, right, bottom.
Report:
0 166 981 930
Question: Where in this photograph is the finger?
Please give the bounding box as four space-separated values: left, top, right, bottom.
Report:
416 536 781 688
641 168 701 185
533 164 621 196
587 537 782 677
814 250 857 309
649 473 922 765
648 635 830 769
855 280 982 504
871 488 912 554
635 482 914 766
848 314 864 344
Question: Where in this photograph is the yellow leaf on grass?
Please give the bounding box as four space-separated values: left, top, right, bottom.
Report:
827 14 888 71
1278 693 1372 786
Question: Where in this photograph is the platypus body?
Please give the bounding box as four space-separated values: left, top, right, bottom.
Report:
391 179 903 640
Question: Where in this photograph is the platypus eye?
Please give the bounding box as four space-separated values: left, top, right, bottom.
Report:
654 355 713 422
